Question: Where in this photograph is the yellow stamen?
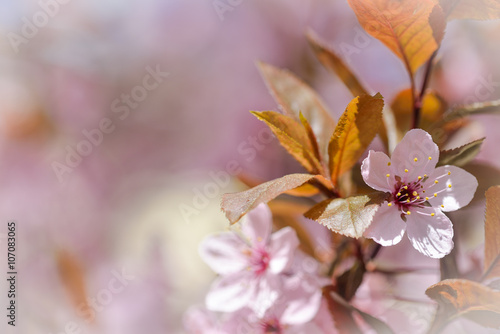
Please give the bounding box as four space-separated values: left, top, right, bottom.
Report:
448 184 452 188
404 186 408 190
435 180 439 184
407 211 411 215
387 162 391 166
441 204 445 208
417 196 420 199
424 174 427 177
406 199 410 203
397 192 401 197
425 197 429 200
387 203 392 207
448 171 451 175
412 191 418 196
428 156 432 160
418 176 422 180
431 213 435 217
405 169 409 173
386 174 390 177
414 158 418 162
434 193 437 197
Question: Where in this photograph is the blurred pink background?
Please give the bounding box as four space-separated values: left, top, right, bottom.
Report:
1 0 500 333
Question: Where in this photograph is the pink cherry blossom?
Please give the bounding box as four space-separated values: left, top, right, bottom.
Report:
199 203 300 314
361 129 478 258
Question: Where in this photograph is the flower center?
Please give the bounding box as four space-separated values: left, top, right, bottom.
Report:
260 317 283 333
249 246 270 276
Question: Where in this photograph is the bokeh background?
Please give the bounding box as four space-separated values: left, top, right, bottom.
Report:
1 0 500 333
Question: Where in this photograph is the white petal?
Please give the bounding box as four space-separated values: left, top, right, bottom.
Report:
364 203 407 246
361 150 394 192
406 208 454 259
206 271 256 312
199 233 248 275
280 274 322 325
241 203 273 245
425 166 478 212
391 129 439 183
268 227 299 274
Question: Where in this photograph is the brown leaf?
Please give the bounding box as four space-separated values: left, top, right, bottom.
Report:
440 0 500 20
439 99 500 126
336 260 366 301
324 286 395 334
305 193 387 238
426 279 500 328
484 186 500 281
306 31 368 97
222 173 327 224
257 62 336 158
347 0 445 74
251 111 324 174
437 138 485 167
328 94 384 185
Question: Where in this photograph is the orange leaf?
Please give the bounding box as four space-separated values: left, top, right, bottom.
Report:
347 0 445 74
306 31 369 97
221 174 329 224
426 279 500 328
328 94 384 185
484 186 500 281
56 250 91 318
251 111 324 175
391 88 447 139
440 0 500 20
257 62 336 158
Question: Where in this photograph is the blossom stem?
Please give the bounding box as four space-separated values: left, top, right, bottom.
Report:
411 51 437 129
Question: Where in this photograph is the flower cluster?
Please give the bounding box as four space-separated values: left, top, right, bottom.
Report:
184 204 329 333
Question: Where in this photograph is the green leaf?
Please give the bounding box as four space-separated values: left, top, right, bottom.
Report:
437 138 485 167
426 279 500 329
305 192 387 238
257 62 336 159
484 186 500 281
328 94 384 185
221 174 328 224
251 111 324 174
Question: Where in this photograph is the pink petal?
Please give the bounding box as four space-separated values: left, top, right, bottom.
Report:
425 166 478 212
268 227 299 274
199 233 248 275
242 203 273 245
364 203 406 246
391 129 439 183
361 150 394 192
280 274 322 325
183 306 217 333
206 271 256 312
251 273 281 316
406 208 454 258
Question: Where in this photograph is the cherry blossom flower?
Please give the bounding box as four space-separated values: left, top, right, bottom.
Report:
361 129 478 258
199 204 300 314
